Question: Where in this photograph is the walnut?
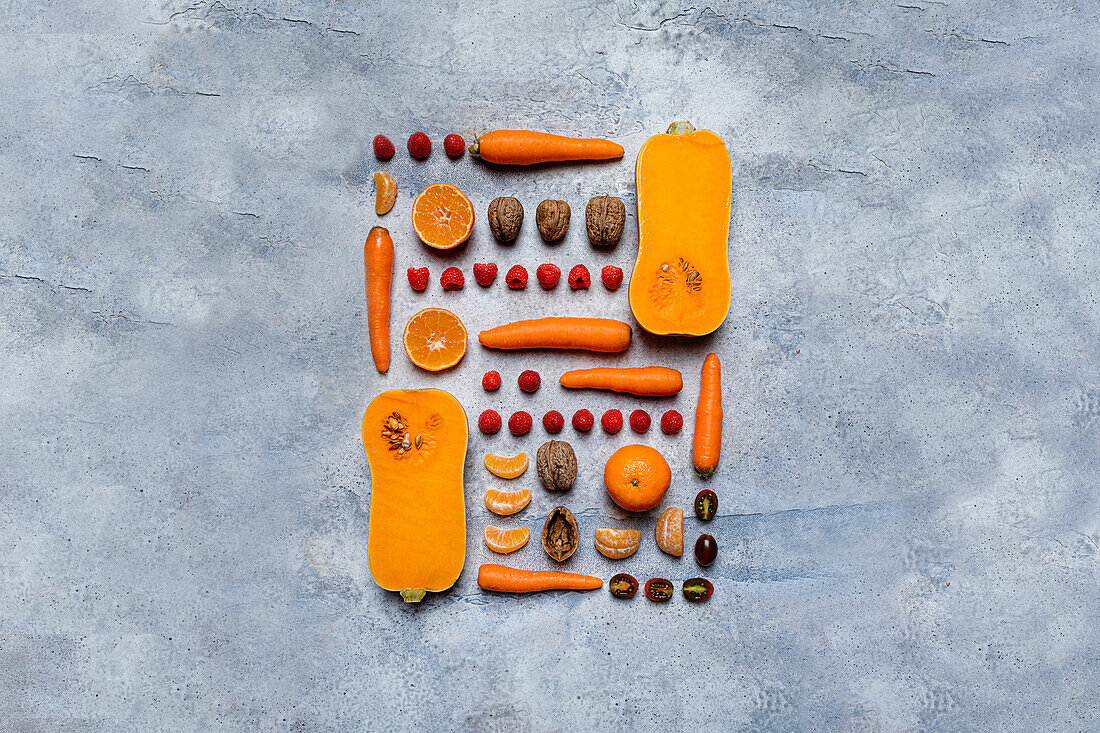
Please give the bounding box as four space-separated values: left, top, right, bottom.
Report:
585 195 625 247
535 199 570 242
542 506 579 562
536 440 577 491
487 196 523 242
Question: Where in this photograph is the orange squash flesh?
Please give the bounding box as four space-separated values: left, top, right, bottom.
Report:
630 121 732 336
363 389 467 602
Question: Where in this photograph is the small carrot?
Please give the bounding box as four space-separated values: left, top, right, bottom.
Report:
479 317 631 352
468 130 624 166
559 366 683 396
477 564 602 593
364 226 394 373
692 353 722 478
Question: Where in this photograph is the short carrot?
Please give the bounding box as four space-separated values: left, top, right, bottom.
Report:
692 353 722 478
477 564 602 593
479 317 631 353
364 226 393 373
468 130 624 165
559 366 683 396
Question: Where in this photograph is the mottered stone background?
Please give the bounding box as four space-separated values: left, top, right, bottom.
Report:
2 1 1098 730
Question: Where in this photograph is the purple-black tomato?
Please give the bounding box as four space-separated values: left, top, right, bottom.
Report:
683 578 714 603
694 489 717 521
609 573 638 599
644 577 674 602
695 534 717 567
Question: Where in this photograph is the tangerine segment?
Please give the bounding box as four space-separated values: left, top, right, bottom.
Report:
655 507 684 557
484 452 528 479
403 308 467 371
484 488 532 516
374 171 396 215
594 527 641 560
412 183 474 250
484 525 530 554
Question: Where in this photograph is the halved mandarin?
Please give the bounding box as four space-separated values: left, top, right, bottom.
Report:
411 182 474 250
484 488 532 516
594 527 641 560
403 307 467 371
484 452 528 479
484 525 529 554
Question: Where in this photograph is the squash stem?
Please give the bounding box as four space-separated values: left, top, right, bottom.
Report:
666 121 696 135
400 588 426 603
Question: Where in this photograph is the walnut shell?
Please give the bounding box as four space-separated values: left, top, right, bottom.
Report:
536 440 577 491
488 196 523 242
542 506 579 562
585 195 625 247
536 199 571 242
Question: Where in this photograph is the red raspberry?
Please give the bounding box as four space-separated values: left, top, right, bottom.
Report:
543 410 564 433
506 265 528 289
601 409 623 434
482 370 501 391
601 265 624 290
508 411 532 436
629 409 651 433
660 410 683 435
373 134 395 160
568 264 591 289
473 263 497 287
536 264 561 289
443 134 465 158
517 370 540 393
407 267 429 292
478 409 501 434
440 267 464 290
572 409 594 432
407 131 431 159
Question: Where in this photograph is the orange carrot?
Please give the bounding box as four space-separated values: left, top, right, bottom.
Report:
692 353 722 478
479 317 631 352
559 366 683 396
468 130 624 165
364 226 393 373
477 564 602 593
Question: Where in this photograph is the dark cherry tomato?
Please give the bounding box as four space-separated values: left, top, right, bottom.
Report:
695 489 717 521
644 577 674 602
695 534 718 567
683 577 714 603
609 573 638 599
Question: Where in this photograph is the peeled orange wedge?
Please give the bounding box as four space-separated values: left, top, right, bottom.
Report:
374 171 396 215
484 525 530 554
594 527 641 560
655 506 684 557
412 182 474 250
484 488 532 516
403 307 467 371
484 452 528 479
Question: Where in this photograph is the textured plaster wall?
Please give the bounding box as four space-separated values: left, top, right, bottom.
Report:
1 0 1098 730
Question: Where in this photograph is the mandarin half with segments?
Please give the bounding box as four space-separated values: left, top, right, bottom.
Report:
412 182 475 250
403 307 467 371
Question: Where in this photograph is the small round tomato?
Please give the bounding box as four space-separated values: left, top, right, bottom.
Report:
609 573 638 599
695 534 718 567
644 577 674 602
683 577 714 603
694 489 717 521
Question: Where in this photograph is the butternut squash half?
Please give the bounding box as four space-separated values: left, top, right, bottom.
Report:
363 389 467 602
630 121 732 336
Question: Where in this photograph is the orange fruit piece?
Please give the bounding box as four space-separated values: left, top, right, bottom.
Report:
403 307 467 371
411 182 474 250
655 507 684 557
484 525 530 554
484 452 528 479
603 444 672 512
374 171 396 215
484 488 532 516
594 527 641 559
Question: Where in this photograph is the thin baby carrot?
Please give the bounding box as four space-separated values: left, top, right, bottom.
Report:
477 564 602 593
478 317 631 352
692 353 722 478
364 226 393 373
468 130 624 165
559 366 683 396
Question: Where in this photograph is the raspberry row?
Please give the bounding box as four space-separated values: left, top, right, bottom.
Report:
407 264 623 292
478 409 684 436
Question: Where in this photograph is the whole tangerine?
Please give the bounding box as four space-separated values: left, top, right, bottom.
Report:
603 444 671 512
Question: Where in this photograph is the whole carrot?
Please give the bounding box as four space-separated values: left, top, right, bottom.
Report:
559 366 683 396
364 226 393 373
468 130 624 165
477 564 602 593
479 317 631 352
692 353 722 478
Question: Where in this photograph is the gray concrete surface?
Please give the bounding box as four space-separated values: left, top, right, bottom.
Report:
2 0 1098 730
